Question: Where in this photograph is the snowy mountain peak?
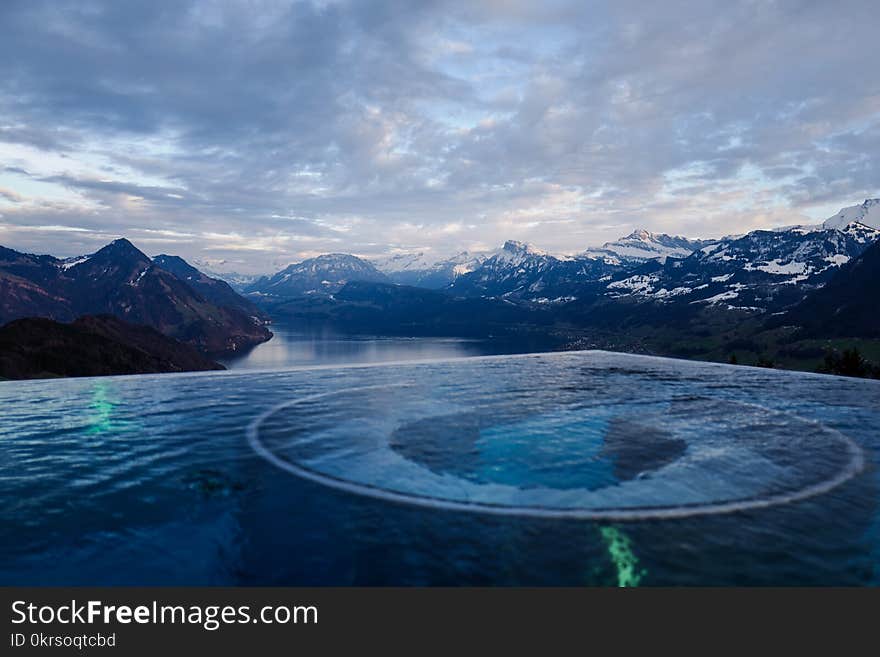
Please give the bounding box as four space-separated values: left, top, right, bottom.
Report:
823 198 880 230
626 228 654 241
582 229 709 263
271 253 384 280
247 253 388 297
502 240 544 256
491 240 549 267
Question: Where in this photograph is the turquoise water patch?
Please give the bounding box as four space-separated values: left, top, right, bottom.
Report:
475 411 616 490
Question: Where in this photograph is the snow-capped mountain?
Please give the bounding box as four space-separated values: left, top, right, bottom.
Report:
371 251 436 273
444 200 880 311
823 198 880 230
448 240 624 301
191 261 263 293
246 253 389 298
372 250 490 289
582 229 713 263
605 221 879 311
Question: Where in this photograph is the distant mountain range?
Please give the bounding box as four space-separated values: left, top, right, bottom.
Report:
604 221 879 312
2 199 878 375
212 229 721 295
0 239 271 354
239 200 879 317
446 240 622 301
241 199 880 372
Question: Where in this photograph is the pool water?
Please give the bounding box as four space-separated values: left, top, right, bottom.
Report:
1 351 878 585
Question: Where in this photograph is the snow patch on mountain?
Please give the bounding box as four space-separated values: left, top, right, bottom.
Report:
59 255 91 271
371 251 436 273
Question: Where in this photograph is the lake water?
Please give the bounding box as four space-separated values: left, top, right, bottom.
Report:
1 351 878 585
218 322 542 370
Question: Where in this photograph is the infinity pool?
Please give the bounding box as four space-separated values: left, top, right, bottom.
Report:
1 351 878 585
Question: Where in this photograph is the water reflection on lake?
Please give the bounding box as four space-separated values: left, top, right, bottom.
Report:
219 321 543 370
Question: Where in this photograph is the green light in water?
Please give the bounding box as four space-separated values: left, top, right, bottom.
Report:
88 383 115 435
600 526 646 587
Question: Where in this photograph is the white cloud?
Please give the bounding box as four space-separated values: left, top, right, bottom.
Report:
0 0 877 272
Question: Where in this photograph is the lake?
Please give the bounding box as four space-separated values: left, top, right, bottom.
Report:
218 321 545 370
1 351 878 585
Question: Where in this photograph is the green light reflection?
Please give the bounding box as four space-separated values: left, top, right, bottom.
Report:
600 526 646 587
88 382 115 435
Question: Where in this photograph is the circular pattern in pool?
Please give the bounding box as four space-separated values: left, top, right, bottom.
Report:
247 382 865 520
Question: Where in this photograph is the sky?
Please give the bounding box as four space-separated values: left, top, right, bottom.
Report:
1 0 878 274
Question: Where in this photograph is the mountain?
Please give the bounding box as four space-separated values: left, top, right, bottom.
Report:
603 221 879 312
447 240 623 302
373 251 490 288
246 253 389 298
582 229 713 263
442 202 878 310
153 254 269 320
0 239 271 353
0 315 224 380
0 246 71 320
823 198 880 230
262 280 560 341
190 261 263 293
777 239 880 338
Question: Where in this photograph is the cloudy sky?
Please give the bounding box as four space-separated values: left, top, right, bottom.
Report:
1 0 878 273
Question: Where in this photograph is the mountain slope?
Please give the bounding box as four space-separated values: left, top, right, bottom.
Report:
0 315 224 380
0 239 271 353
153 254 268 320
823 198 880 230
247 253 389 298
264 280 559 340
778 240 880 338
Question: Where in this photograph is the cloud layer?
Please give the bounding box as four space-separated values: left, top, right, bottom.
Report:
1 0 878 272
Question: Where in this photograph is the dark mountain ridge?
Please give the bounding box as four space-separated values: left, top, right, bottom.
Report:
0 239 271 354
0 315 224 380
